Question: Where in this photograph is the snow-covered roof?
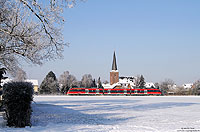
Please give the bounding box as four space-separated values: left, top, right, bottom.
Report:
26 79 39 86
119 76 135 79
1 79 38 86
110 70 119 72
145 82 155 88
102 82 121 89
183 83 193 89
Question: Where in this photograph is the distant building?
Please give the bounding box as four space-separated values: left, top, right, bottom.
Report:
168 84 177 90
183 83 193 90
145 82 155 88
26 79 39 94
119 76 136 88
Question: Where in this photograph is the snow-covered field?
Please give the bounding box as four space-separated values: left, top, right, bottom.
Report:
0 96 200 132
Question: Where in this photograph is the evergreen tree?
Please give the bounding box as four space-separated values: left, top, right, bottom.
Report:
92 79 97 88
39 71 59 94
138 75 145 88
97 77 103 88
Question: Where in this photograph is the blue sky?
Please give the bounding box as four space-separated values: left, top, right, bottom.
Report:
24 0 200 85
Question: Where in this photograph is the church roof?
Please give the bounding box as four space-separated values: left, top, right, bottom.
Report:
112 51 117 70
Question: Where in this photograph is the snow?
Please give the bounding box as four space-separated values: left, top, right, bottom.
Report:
0 96 200 132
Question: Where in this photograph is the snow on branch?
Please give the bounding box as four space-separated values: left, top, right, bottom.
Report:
0 0 81 75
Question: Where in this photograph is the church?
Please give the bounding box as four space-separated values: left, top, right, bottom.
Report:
103 52 139 89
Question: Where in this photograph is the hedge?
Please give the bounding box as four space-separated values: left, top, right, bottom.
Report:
3 81 33 127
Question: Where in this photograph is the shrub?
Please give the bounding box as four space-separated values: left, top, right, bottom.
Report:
3 81 33 127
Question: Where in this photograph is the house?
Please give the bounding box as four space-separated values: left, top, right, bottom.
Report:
145 82 155 88
183 83 193 90
26 79 39 94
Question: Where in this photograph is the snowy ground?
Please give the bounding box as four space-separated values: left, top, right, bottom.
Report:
0 96 200 132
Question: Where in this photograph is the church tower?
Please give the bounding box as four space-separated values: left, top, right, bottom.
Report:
110 51 119 85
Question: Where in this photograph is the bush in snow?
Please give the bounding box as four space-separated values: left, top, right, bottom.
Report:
3 81 33 127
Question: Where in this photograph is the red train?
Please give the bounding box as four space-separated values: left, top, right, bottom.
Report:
67 88 161 96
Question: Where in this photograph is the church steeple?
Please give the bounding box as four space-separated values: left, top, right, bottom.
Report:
110 51 119 85
112 51 117 71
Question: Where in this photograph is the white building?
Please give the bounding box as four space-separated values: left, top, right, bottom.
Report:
119 76 136 88
145 82 155 88
102 76 137 89
183 83 193 90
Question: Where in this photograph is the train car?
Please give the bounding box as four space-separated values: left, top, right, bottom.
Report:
67 87 161 96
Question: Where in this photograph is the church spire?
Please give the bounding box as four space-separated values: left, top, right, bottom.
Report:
112 51 117 71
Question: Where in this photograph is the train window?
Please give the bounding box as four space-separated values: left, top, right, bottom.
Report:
108 89 111 94
119 90 124 93
85 89 89 94
149 90 159 92
71 89 84 92
144 90 147 94
89 90 95 92
157 90 160 92
110 90 115 93
96 89 99 94
124 90 127 94
138 90 144 93
134 90 137 94
70 89 75 92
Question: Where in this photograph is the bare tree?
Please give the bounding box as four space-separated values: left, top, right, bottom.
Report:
0 0 80 75
80 74 93 88
175 87 186 95
191 80 200 95
59 71 77 94
159 79 175 95
59 71 70 89
13 69 27 81
135 75 141 87
154 82 160 89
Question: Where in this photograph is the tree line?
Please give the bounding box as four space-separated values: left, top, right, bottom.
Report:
39 71 200 95
155 79 200 96
39 71 103 95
